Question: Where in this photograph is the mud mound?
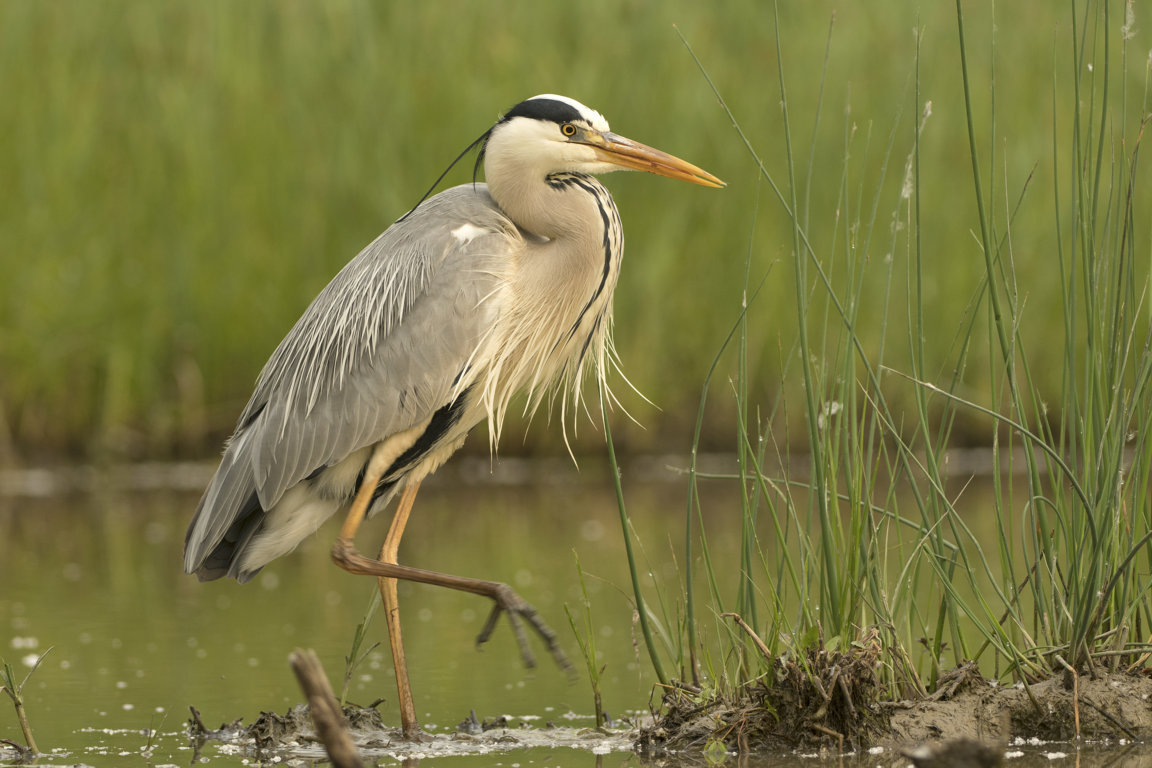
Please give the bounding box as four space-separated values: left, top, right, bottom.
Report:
639 634 888 753
640 654 1152 755
244 702 393 750
887 672 1152 745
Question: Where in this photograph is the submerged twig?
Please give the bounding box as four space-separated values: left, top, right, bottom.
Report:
809 723 844 751
1 648 51 755
0 737 34 762
187 705 209 737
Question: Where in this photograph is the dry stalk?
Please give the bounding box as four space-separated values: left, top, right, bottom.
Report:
289 648 364 768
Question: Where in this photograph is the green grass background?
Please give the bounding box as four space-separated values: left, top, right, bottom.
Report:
1 1 1148 458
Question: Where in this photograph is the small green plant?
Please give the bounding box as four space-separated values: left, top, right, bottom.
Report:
340 588 382 707
1 647 52 755
141 708 169 759
563 551 606 730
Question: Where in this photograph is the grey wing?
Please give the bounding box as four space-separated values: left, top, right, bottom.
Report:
184 185 515 575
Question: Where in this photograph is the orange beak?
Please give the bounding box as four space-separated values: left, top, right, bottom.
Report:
586 131 725 188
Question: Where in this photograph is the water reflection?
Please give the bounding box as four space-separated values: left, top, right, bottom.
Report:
0 458 741 766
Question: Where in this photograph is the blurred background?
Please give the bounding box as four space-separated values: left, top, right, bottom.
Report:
0 0 1148 462
3 3 1151 763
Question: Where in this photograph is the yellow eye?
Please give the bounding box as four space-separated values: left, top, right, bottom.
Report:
561 123 577 137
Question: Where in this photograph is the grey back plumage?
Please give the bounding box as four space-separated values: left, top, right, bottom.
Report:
184 185 520 576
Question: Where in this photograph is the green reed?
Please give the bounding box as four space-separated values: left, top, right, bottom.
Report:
607 0 1152 703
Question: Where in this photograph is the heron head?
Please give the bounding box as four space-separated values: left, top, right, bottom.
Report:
482 94 724 188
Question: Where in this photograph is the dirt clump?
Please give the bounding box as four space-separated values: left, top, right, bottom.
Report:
188 701 395 755
243 702 393 750
638 632 888 753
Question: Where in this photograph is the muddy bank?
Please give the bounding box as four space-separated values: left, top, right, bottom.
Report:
639 656 1152 754
186 658 1152 762
886 673 1152 745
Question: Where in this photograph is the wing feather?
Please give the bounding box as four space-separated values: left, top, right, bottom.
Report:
185 185 517 573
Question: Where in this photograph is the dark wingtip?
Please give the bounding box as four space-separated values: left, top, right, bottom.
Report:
193 567 226 582
233 566 261 584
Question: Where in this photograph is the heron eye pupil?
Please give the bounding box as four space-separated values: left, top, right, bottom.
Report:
561 123 577 136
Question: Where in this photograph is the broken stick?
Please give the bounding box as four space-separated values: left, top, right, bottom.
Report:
289 648 364 768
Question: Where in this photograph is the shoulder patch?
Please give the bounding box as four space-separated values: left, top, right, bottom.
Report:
450 222 488 245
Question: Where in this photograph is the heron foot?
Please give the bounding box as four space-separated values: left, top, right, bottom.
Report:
476 582 573 677
330 537 572 677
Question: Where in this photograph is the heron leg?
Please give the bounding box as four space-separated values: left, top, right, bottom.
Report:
331 440 571 697
332 535 571 677
334 438 426 739
377 481 421 740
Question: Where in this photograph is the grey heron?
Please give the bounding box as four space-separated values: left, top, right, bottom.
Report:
184 93 723 737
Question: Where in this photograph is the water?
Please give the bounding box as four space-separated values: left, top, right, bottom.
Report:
3 459 1150 767
0 457 737 766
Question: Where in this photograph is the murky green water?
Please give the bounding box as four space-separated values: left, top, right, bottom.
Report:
4 460 1151 767
0 458 738 766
